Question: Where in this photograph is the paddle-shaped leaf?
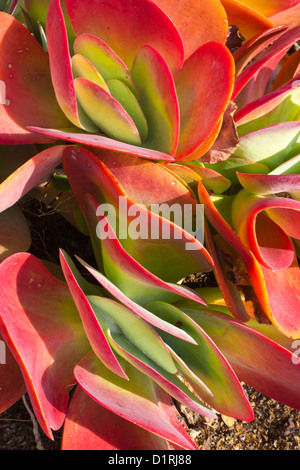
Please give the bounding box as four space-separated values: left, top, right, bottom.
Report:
237 172 300 198
66 0 184 75
76 255 197 344
62 386 172 450
221 0 274 41
0 334 26 413
84 193 207 307
0 253 90 439
87 295 177 374
151 0 228 59
46 0 97 131
233 121 300 170
59 249 127 380
231 190 299 270
181 305 300 410
232 25 300 104
0 145 66 213
28 127 173 161
74 78 142 145
236 77 300 135
92 150 198 209
105 329 217 420
198 181 300 338
146 301 254 421
62 146 214 282
175 41 234 161
0 11 69 144
73 33 136 94
233 25 290 76
131 45 179 156
74 351 198 450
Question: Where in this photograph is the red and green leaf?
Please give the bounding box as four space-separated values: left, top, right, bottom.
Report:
0 253 90 439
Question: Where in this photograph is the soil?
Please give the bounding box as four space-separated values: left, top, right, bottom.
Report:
0 196 299 451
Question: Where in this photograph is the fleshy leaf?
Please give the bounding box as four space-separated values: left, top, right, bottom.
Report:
0 11 69 144
221 0 274 40
84 194 207 307
0 145 66 213
59 249 128 380
231 190 298 270
203 156 269 185
74 78 141 145
203 222 250 323
269 154 300 176
270 2 300 26
28 127 174 161
273 49 300 89
231 0 300 17
181 305 300 410
87 295 177 374
198 181 273 323
62 386 171 450
233 25 290 76
73 33 136 94
74 351 199 450
175 41 234 160
0 334 26 413
178 164 232 194
107 80 148 142
199 181 300 338
71 54 110 92
146 301 254 421
66 0 184 75
105 329 217 420
0 253 90 439
131 45 179 156
76 255 197 344
62 146 214 283
236 76 300 135
93 150 198 209
46 0 97 131
233 121 300 170
151 0 228 60
259 256 300 339
237 172 300 198
181 119 224 163
232 25 300 104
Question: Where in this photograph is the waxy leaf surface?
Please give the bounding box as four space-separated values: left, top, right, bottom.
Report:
151 0 228 59
66 0 184 75
74 352 198 450
0 11 68 144
62 386 171 450
131 45 179 156
0 145 66 213
175 41 234 160
59 249 127 380
62 146 214 283
146 301 254 421
182 305 300 409
0 253 90 439
0 334 26 413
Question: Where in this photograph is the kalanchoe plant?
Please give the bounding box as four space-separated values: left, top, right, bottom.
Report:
0 0 300 451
